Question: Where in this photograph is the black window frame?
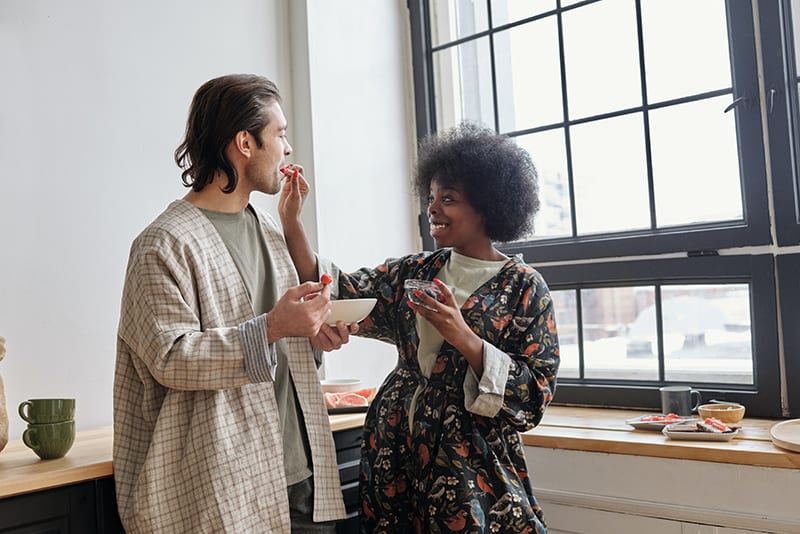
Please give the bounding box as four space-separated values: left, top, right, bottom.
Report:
411 0 771 261
536 254 780 415
759 1 800 419
761 0 800 244
776 254 800 416
408 0 798 417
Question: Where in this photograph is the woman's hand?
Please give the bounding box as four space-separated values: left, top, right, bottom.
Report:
278 164 309 224
407 279 485 374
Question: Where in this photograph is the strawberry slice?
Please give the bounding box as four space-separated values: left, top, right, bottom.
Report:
704 417 730 432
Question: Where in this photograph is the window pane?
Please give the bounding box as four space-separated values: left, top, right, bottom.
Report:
491 0 555 26
495 17 563 132
650 96 743 227
641 0 732 103
432 37 494 130
791 1 800 74
584 287 658 380
551 289 578 378
570 114 650 234
562 0 641 119
661 285 753 384
431 0 489 47
624 286 658 362
516 129 572 239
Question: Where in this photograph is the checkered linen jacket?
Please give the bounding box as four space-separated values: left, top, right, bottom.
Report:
113 199 345 533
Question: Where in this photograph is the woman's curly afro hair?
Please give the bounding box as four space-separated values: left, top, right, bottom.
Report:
414 123 540 243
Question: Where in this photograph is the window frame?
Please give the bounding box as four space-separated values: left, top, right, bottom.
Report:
535 254 780 415
407 0 790 417
760 0 800 245
777 254 800 418
410 0 772 261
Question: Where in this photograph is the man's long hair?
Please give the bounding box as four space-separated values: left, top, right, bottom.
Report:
175 74 281 193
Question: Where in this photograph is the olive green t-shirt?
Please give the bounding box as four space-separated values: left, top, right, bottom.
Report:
200 205 312 486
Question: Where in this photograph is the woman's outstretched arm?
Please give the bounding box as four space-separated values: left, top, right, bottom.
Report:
278 166 318 282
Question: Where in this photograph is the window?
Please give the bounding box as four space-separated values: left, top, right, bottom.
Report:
409 0 799 417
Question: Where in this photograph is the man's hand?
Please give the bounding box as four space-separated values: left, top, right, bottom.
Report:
311 321 359 352
266 280 331 343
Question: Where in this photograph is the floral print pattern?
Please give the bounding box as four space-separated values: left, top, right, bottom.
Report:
334 249 559 533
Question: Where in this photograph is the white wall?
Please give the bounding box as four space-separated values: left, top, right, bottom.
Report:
0 0 416 441
302 1 419 388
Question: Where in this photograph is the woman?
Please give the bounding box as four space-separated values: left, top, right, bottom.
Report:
280 123 559 533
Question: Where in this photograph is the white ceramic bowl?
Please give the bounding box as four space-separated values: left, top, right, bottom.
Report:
320 378 362 394
327 298 377 326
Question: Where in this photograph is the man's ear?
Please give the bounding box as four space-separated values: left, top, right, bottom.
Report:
231 131 251 158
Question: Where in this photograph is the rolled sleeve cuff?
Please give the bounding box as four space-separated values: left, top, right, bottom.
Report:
463 341 511 417
239 313 278 382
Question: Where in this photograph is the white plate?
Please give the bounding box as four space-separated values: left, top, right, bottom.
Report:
662 425 739 442
770 419 800 453
327 298 377 326
626 415 698 431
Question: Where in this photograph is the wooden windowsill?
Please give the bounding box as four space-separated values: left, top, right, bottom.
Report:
523 406 800 469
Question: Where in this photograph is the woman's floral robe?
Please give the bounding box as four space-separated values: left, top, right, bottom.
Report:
330 248 559 533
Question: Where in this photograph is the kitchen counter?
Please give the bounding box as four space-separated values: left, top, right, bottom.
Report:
0 413 368 500
2 407 796 500
0 426 114 499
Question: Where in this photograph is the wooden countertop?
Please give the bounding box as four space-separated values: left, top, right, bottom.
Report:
2 408 797 500
329 412 367 432
0 426 114 499
524 406 800 469
0 414 368 500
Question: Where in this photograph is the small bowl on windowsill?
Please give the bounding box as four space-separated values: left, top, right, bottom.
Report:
697 402 745 425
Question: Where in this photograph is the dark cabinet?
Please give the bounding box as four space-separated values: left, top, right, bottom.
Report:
334 426 363 534
0 478 123 534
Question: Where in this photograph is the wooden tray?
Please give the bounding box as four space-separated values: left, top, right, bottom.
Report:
770 419 800 453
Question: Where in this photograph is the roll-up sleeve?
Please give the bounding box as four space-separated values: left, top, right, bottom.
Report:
117 239 270 391
463 341 511 417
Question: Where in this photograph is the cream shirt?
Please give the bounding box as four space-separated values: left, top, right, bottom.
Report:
410 250 509 427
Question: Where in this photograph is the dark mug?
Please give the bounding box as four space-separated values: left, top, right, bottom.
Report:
659 386 701 416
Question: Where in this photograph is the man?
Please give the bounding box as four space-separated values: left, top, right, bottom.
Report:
114 74 353 533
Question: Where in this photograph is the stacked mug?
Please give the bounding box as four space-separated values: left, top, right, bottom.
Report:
18 398 76 460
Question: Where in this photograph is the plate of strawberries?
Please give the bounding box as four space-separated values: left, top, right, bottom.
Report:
662 417 740 441
323 382 378 414
626 412 698 431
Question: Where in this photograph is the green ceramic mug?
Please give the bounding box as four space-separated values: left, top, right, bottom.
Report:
18 398 75 424
22 420 75 460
